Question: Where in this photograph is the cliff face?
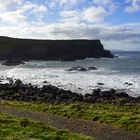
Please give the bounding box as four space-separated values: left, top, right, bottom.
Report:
0 36 114 61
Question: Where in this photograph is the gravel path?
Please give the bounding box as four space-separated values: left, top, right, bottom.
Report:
0 106 140 140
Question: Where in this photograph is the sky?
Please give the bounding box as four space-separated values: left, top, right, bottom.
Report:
0 0 140 51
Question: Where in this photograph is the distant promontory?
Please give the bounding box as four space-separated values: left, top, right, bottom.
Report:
0 36 114 61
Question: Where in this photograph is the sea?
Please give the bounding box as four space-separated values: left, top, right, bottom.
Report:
0 50 140 97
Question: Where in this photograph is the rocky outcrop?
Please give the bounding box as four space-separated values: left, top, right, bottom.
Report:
88 67 97 70
0 79 139 105
0 36 114 61
67 66 88 71
2 59 25 66
67 66 97 71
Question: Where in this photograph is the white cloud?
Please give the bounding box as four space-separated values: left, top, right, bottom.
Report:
1 21 139 41
60 10 80 23
0 2 47 25
125 0 140 13
29 4 47 20
60 6 107 23
0 0 23 11
0 21 140 50
32 5 47 13
48 0 84 9
93 0 117 11
60 10 79 18
58 0 79 6
0 9 26 25
0 0 139 50
82 7 107 23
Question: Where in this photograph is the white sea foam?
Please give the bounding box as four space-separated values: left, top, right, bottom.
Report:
0 58 140 97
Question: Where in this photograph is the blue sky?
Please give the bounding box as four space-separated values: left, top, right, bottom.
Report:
0 0 140 50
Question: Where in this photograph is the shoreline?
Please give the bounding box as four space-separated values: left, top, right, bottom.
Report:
0 79 139 105
1 56 140 97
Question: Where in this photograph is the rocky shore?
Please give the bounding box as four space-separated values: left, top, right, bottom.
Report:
0 79 139 105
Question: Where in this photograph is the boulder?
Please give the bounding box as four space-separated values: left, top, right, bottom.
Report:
84 93 93 103
67 66 87 72
124 82 133 86
88 66 97 70
41 85 59 94
14 79 22 86
43 81 48 83
92 88 101 96
115 92 129 98
97 83 104 86
0 83 10 90
100 90 114 98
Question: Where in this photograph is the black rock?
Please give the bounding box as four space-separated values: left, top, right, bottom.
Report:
67 66 87 72
0 78 138 105
84 94 93 103
14 79 22 86
124 82 133 86
84 93 92 98
97 83 104 86
115 92 129 98
110 88 116 94
41 85 59 93
0 83 10 90
88 67 97 70
2 59 25 66
43 81 48 83
92 88 101 96
100 90 114 98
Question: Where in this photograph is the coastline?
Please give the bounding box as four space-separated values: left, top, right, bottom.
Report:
0 79 140 139
0 79 139 105
1 52 140 97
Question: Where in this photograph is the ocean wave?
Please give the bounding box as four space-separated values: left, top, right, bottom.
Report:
0 57 140 97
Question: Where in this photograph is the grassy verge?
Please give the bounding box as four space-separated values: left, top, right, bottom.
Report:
0 100 140 134
0 112 92 140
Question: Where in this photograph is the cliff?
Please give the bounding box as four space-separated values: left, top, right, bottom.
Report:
0 36 114 61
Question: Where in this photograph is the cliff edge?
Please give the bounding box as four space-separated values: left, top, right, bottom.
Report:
0 36 114 61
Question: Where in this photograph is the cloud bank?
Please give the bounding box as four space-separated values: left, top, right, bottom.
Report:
0 0 140 50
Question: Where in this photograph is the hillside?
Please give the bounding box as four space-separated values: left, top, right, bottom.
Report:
0 36 114 61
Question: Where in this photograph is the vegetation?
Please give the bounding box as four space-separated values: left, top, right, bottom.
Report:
0 112 92 140
0 100 140 134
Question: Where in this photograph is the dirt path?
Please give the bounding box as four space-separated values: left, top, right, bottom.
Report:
0 106 140 140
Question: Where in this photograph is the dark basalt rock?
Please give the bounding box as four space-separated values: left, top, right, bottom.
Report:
67 66 88 72
88 67 97 70
97 83 104 86
43 81 48 83
124 82 133 86
92 88 101 96
115 92 129 98
0 83 10 90
100 90 115 98
2 59 25 66
0 36 114 61
0 79 139 105
67 66 98 72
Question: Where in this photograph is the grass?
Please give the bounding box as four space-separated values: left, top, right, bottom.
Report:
0 100 140 134
0 112 92 140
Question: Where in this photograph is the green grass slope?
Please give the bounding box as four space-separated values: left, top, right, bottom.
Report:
0 112 92 140
0 100 140 134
